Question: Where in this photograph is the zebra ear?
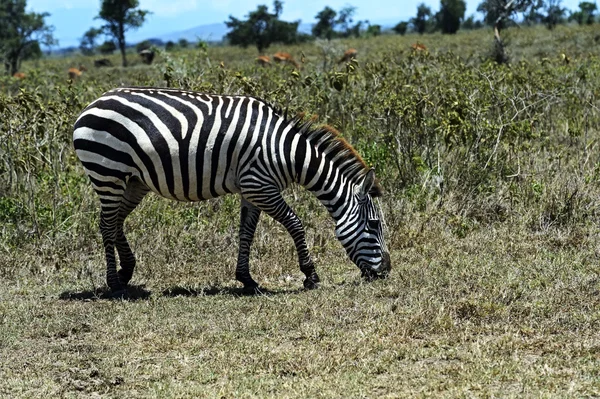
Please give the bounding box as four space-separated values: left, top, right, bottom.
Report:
359 169 376 198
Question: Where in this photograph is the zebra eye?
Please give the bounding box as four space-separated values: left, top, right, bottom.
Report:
367 219 380 230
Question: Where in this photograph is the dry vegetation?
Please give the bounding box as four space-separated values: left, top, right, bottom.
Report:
1 25 599 397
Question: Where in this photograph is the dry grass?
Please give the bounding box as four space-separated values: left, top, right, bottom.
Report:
1 205 599 397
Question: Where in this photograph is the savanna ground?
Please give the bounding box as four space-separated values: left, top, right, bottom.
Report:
1 25 599 397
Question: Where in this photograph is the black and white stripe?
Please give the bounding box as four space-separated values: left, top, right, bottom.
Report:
73 87 391 292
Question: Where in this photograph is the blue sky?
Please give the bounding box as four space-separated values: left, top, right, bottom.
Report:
28 0 589 48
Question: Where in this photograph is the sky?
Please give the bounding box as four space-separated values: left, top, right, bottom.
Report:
28 0 589 48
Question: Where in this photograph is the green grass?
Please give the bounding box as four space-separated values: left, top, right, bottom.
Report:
1 25 600 397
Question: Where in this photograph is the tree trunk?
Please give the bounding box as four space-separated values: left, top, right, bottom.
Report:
120 39 127 67
119 22 127 67
10 58 19 76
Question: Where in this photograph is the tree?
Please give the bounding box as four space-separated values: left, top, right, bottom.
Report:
435 0 467 33
569 1 597 24
80 27 102 55
411 3 433 34
98 40 117 54
477 0 543 63
97 0 150 67
462 14 484 29
393 21 409 35
0 0 55 75
165 40 175 51
178 38 189 48
136 39 151 53
542 0 566 29
336 6 364 38
366 24 382 37
312 6 337 40
225 1 301 53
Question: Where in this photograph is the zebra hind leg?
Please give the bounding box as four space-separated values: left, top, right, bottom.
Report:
115 177 149 287
97 185 126 294
235 198 262 292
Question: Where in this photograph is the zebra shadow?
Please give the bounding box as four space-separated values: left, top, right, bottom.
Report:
162 285 304 297
58 284 303 301
58 284 152 301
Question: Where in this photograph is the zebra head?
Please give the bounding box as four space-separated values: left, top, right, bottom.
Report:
336 169 391 280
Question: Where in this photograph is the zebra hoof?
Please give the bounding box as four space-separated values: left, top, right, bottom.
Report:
242 284 263 295
117 269 133 286
107 288 128 299
303 274 320 290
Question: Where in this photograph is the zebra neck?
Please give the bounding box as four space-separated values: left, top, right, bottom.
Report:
298 157 354 223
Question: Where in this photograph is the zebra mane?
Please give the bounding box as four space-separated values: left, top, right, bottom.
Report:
293 118 383 197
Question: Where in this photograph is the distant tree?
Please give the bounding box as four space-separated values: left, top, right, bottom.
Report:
542 0 566 29
135 39 151 53
312 6 337 40
336 6 365 38
477 0 542 29
178 38 189 48
79 27 102 55
165 40 175 51
523 3 544 25
462 14 483 29
477 0 543 63
411 3 434 34
97 0 150 67
366 24 382 37
393 21 409 35
0 0 56 75
98 40 117 55
569 1 597 24
225 1 301 53
435 0 467 34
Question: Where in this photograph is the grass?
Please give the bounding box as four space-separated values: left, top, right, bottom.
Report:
1 24 600 397
1 223 599 397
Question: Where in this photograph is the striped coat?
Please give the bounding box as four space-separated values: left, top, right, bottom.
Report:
73 87 390 292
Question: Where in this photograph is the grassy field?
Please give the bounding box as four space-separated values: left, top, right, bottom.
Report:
1 25 600 397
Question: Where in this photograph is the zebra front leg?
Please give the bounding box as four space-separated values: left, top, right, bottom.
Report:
236 198 262 292
245 190 320 290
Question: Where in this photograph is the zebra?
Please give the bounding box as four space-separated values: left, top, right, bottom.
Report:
73 87 391 293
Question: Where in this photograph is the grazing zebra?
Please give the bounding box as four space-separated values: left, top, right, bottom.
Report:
73 87 391 293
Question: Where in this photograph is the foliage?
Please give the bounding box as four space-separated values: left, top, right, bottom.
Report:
365 24 382 37
569 1 597 24
335 6 364 38
79 27 102 56
312 6 337 40
542 0 567 29
411 3 434 34
435 0 467 33
225 1 301 53
393 21 409 35
97 39 116 54
135 39 151 53
96 0 150 67
0 0 55 75
461 14 484 29
311 5 365 40
477 0 542 29
178 38 189 48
